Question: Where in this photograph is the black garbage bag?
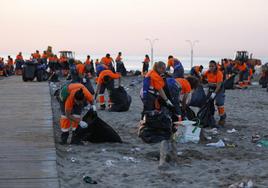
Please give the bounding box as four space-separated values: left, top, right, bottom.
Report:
182 106 197 120
49 72 59 82
189 85 207 108
76 109 122 143
197 98 216 128
116 62 127 76
224 75 236 90
22 60 36 81
139 111 172 143
109 86 131 112
259 72 268 88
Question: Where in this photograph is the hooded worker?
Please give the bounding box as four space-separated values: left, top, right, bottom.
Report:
59 83 95 144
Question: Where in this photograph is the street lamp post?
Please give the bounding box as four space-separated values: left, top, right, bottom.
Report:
146 38 158 68
186 40 199 69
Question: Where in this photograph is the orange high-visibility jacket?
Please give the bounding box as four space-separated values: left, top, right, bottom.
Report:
97 70 121 85
65 83 93 112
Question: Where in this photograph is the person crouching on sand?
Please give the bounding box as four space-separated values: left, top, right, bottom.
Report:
59 83 95 145
166 55 184 78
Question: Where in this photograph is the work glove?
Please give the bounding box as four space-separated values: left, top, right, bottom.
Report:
84 104 91 110
210 92 216 99
165 99 174 107
82 78 87 83
91 104 97 112
79 121 88 128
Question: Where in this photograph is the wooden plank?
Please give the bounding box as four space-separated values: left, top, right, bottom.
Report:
0 76 59 187
0 161 58 179
0 179 59 188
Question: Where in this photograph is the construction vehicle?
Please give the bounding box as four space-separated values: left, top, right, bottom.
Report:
59 51 75 60
234 51 261 66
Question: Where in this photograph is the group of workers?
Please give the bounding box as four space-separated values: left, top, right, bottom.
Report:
142 57 227 129
57 53 123 144
59 54 230 144
0 49 263 144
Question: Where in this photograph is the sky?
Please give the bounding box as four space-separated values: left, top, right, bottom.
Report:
0 0 268 58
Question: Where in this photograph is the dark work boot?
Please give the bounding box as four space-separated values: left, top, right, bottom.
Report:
218 113 227 126
100 104 106 111
60 132 69 145
70 130 83 145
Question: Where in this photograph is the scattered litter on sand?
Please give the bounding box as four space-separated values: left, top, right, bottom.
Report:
105 160 115 167
130 147 141 152
257 139 268 148
101 148 107 152
206 139 225 148
228 179 253 188
205 128 218 135
71 157 76 163
227 128 237 133
122 156 139 163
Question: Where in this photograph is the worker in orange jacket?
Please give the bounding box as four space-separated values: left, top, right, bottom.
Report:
94 69 121 110
6 56 14 75
166 55 184 78
101 53 115 72
48 55 59 72
32 50 41 60
142 61 174 113
0 57 8 76
59 83 95 144
59 55 68 76
15 52 24 74
115 52 122 63
115 52 122 71
142 54 150 76
76 63 86 78
233 61 249 87
16 52 23 61
84 55 95 77
41 51 48 65
162 75 199 122
175 77 199 111
202 60 226 126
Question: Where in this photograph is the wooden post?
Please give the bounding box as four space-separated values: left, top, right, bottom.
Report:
159 140 179 170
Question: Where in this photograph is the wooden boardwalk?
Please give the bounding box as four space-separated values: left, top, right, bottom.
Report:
0 76 60 188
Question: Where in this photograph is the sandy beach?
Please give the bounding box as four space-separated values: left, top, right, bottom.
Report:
49 76 268 188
